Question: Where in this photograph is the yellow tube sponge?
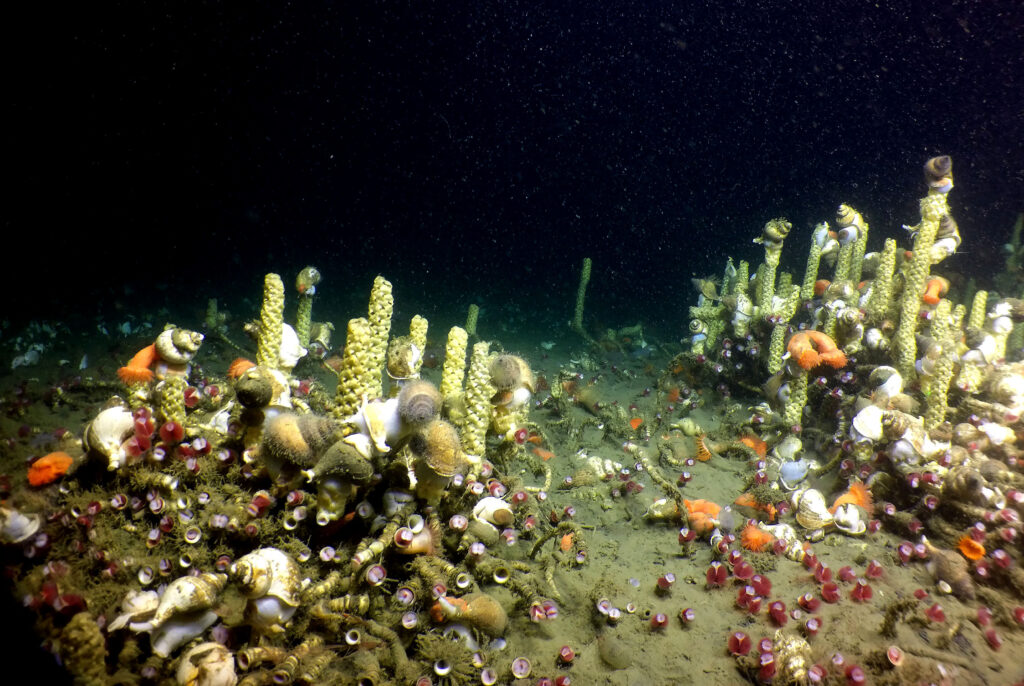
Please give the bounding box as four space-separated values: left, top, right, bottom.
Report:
782 372 808 428
755 219 791 314
440 326 469 406
572 257 594 342
767 325 787 375
968 290 988 331
865 238 897 325
60 613 107 686
409 315 428 377
893 162 952 378
366 276 394 401
461 341 494 462
735 260 750 296
256 273 285 371
333 317 373 418
800 223 826 301
465 304 480 338
156 375 187 426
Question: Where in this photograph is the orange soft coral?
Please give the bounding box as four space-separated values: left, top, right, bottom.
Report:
684 498 722 533
28 451 74 486
829 482 873 514
117 344 158 384
740 523 776 552
227 357 257 380
787 330 847 370
739 434 767 459
957 535 985 561
734 492 778 523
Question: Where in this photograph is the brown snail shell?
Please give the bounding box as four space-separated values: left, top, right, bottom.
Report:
397 380 442 425
835 204 863 229
923 539 974 600
262 413 338 469
881 411 910 441
442 593 508 637
410 419 463 478
923 155 953 186
311 439 374 485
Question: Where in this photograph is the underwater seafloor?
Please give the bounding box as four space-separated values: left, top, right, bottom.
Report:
3 161 1024 686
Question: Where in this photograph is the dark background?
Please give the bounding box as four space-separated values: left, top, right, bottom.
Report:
6 1 1023 339
1 1 1022 677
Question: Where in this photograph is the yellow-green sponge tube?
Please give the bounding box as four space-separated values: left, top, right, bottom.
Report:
462 341 493 461
409 315 428 377
256 273 285 371
440 326 469 404
366 276 393 400
800 226 825 301
464 304 479 338
768 325 787 375
334 317 373 418
968 290 988 331
157 376 187 426
782 373 808 428
924 352 954 430
893 191 949 377
735 260 750 295
572 257 593 342
865 239 897 325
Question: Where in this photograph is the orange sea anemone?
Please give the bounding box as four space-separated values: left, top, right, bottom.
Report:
739 434 767 459
957 535 985 561
667 386 681 403
227 357 257 380
116 344 159 384
829 482 873 514
629 417 644 430
740 523 776 552
684 499 721 519
813 279 831 297
922 276 950 306
560 532 575 552
787 330 847 371
28 451 74 487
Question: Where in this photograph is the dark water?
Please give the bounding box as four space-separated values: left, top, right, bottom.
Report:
5 1 1022 335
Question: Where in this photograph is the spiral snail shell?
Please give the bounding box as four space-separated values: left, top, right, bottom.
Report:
155 328 205 365
143 572 227 630
231 548 302 630
923 155 953 192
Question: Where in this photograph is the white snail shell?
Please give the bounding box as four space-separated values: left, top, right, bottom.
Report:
0 504 41 544
231 548 302 630
472 496 514 528
156 328 204 365
833 503 867 536
136 573 226 631
176 641 238 686
83 405 134 470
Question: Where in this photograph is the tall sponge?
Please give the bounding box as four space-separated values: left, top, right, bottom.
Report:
60 612 108 686
366 276 394 400
440 326 469 408
257 273 285 371
333 317 373 418
461 341 494 462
